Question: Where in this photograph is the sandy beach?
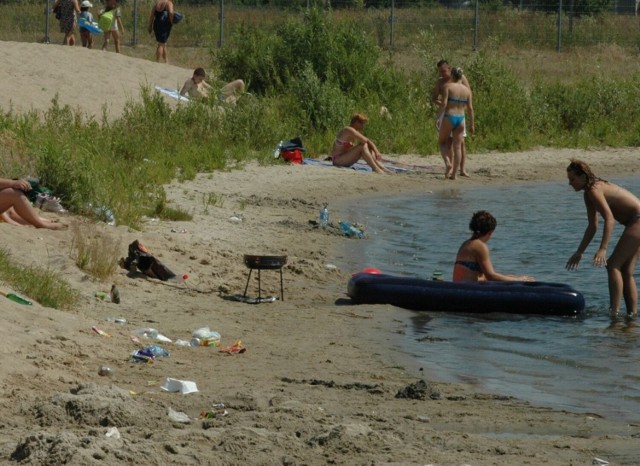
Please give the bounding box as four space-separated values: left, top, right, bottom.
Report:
1 40 640 465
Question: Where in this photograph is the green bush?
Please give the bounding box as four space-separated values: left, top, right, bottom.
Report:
217 8 384 97
464 51 535 150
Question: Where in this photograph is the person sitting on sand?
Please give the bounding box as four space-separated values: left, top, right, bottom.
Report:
180 68 245 105
565 159 640 315
0 178 66 230
453 210 534 282
331 113 391 174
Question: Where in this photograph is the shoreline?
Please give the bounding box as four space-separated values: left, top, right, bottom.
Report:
332 169 640 424
1 149 639 464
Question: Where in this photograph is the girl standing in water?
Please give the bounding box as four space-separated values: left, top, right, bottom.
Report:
566 159 640 315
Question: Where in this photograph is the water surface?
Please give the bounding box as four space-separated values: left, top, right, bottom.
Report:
338 177 640 422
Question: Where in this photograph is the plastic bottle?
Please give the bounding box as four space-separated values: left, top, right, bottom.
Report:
339 220 351 236
339 220 364 239
94 206 116 226
134 328 159 339
350 224 365 239
110 285 120 304
2 292 32 305
106 317 127 324
320 204 329 227
273 140 284 159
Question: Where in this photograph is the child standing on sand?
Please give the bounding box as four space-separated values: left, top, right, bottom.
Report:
78 0 95 48
99 0 124 53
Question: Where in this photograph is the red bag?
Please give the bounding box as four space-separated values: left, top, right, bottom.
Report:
280 149 304 164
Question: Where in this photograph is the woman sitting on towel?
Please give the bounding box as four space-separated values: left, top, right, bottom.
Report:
453 210 534 283
331 113 391 174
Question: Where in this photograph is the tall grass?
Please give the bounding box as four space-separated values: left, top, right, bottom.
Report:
0 248 80 310
70 223 122 280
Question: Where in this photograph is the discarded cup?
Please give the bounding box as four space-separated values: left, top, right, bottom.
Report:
105 427 121 439
161 377 199 395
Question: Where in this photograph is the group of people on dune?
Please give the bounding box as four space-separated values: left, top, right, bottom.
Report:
52 0 181 62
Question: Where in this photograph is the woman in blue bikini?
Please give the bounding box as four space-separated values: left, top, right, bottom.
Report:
566 159 640 315
438 67 474 180
453 210 534 283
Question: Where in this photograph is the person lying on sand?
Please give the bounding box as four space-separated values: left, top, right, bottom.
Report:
331 113 392 174
0 178 67 230
180 67 245 105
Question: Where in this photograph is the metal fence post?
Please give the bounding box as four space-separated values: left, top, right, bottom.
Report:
389 0 395 51
473 0 479 51
218 0 224 48
557 0 563 51
131 0 139 46
44 0 51 44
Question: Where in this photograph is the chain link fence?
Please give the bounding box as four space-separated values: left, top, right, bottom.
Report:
10 1 640 53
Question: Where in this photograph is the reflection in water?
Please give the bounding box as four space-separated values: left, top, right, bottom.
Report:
340 177 640 422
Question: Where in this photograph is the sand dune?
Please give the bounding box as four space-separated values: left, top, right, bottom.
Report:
0 40 189 120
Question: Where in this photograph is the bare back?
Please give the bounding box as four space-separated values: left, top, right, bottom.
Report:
443 81 472 115
587 181 640 226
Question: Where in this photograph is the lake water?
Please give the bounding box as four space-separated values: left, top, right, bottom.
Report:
339 176 640 423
